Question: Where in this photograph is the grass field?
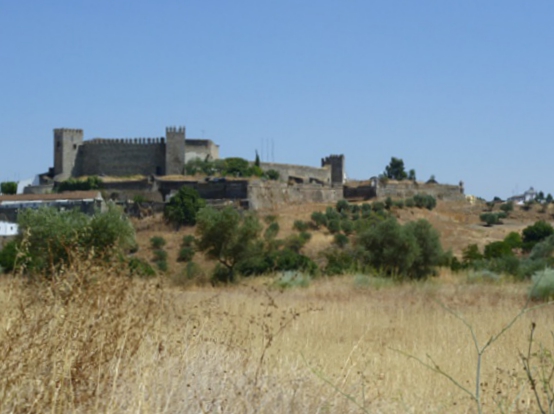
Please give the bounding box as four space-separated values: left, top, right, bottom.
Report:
1 265 552 413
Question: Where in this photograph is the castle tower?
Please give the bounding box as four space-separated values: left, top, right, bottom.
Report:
53 128 84 180
165 126 186 175
321 154 345 185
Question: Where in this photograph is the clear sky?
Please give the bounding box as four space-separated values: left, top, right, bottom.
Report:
1 1 553 200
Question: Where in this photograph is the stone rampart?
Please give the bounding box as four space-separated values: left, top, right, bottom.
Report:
376 181 464 201
76 141 166 176
259 162 331 184
343 184 377 200
247 181 343 210
156 179 249 201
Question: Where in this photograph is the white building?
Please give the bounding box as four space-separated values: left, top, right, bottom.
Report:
0 221 18 237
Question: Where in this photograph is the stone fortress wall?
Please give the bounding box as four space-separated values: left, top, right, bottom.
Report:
52 126 218 180
75 138 166 177
47 125 464 210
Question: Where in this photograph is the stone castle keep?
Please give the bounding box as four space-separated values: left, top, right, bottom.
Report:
52 126 219 180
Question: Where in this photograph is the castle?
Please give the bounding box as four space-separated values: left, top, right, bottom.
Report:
52 126 219 180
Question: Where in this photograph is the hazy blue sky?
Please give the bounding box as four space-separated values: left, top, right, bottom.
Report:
1 1 553 199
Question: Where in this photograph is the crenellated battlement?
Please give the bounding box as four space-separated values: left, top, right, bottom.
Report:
86 137 165 145
166 126 185 134
54 128 83 134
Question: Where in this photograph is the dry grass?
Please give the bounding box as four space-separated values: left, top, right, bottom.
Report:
1 265 553 413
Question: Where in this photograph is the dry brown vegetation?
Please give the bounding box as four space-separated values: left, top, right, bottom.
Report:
2 199 554 413
1 262 553 413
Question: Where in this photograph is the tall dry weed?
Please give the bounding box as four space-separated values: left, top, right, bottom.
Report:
0 252 165 413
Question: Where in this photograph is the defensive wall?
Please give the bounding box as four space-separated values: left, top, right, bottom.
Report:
344 179 464 201
258 162 331 184
185 139 219 163
258 155 344 185
51 126 206 180
156 178 343 210
376 181 465 201
247 181 343 210
74 138 166 177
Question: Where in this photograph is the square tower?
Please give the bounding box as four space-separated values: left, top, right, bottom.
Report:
53 128 84 179
165 126 186 175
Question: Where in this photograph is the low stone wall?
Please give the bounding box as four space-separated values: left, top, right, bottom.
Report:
259 162 331 184
247 181 343 210
343 184 377 200
376 181 464 201
156 179 249 201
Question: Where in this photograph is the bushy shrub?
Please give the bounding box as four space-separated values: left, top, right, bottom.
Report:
500 201 514 215
484 241 513 259
164 186 206 228
0 241 18 272
504 232 522 250
512 258 545 280
385 197 393 210
177 247 195 262
128 257 156 278
462 244 483 264
522 220 554 252
327 219 341 234
340 218 354 235
323 248 356 275
274 249 318 275
336 199 351 214
333 233 349 248
413 194 437 210
181 234 195 247
529 234 554 261
17 206 135 272
325 206 340 221
57 176 102 193
487 255 520 276
393 199 405 209
529 268 554 301
0 181 17 195
405 198 415 208
480 212 502 227
150 236 166 249
293 220 310 232
264 169 280 180
263 221 280 241
196 207 262 282
310 211 328 229
372 201 385 213
361 203 372 213
356 217 443 279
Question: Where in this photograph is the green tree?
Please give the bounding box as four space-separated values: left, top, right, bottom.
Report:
522 220 554 252
356 217 418 278
384 157 408 180
164 186 206 227
408 169 416 181
503 232 522 250
0 181 17 195
462 244 483 264
17 206 135 272
404 219 444 279
223 157 250 177
195 207 262 282
254 150 260 167
499 201 514 215
264 169 280 180
480 212 501 227
484 241 513 260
